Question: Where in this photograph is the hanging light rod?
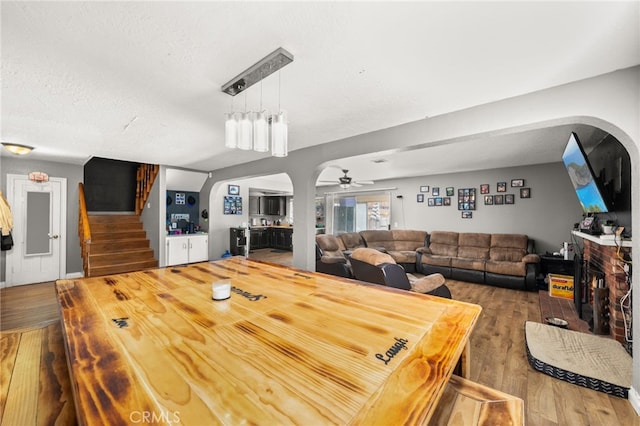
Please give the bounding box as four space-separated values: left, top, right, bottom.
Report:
221 47 294 96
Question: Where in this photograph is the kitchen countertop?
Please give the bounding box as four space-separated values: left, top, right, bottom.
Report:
250 225 293 229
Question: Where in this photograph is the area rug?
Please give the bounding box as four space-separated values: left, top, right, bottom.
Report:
524 321 632 398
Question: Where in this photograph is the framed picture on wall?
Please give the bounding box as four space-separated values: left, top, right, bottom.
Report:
228 184 240 195
461 211 472 219
480 184 490 194
484 195 493 205
520 188 531 198
443 197 451 206
494 194 504 205
432 187 440 196
497 182 507 192
446 187 454 196
417 194 424 203
505 194 515 204
420 185 430 192
428 198 435 206
511 179 525 187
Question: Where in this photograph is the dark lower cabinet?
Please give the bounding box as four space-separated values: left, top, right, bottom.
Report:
250 228 292 251
250 229 271 250
271 228 293 251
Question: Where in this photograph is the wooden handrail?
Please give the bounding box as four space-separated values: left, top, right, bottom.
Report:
135 164 159 215
78 183 91 276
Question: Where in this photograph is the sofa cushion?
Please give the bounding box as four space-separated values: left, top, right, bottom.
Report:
451 257 486 272
429 231 459 257
457 233 491 260
420 254 452 267
389 230 428 251
338 232 366 251
489 234 528 262
388 251 418 264
350 247 396 266
316 234 340 252
360 230 395 251
485 260 527 277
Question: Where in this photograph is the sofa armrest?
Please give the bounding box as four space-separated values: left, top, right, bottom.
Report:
522 253 540 263
411 273 445 294
416 246 431 254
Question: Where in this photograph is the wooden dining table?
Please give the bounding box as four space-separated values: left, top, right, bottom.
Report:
56 257 482 425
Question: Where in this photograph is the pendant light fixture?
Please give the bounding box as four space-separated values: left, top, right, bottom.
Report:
252 79 269 153
271 70 288 157
221 48 293 157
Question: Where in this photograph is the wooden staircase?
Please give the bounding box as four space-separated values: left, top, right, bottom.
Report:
84 214 158 277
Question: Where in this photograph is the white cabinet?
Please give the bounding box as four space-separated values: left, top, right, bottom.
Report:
187 234 209 263
166 234 208 266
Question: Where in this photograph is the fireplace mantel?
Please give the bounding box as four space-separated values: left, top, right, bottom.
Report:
572 230 632 248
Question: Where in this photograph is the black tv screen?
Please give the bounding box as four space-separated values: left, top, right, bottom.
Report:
562 132 609 213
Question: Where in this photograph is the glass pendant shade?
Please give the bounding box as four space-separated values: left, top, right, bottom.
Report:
224 113 238 149
270 111 288 157
252 111 269 152
237 112 253 150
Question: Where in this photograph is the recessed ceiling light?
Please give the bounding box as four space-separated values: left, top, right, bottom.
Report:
371 159 388 164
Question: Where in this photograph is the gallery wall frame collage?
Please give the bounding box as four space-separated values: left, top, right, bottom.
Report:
417 179 531 219
224 184 243 215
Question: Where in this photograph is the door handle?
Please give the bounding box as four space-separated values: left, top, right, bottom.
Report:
48 234 59 239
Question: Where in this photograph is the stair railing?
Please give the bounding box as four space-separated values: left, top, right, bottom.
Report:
135 164 159 215
78 182 92 276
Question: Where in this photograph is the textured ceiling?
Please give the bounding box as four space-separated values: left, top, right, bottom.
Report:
1 1 639 182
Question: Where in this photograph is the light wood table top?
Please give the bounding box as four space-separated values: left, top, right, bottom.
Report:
56 257 481 425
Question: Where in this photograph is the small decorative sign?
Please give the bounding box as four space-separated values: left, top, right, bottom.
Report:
375 337 409 365
230 286 267 301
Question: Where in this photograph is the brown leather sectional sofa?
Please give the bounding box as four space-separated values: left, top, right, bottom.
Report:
316 229 540 291
418 231 540 290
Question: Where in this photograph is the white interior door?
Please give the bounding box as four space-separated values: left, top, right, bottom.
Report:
6 174 67 286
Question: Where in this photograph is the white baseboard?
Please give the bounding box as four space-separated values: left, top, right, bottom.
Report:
0 281 5 289
65 272 84 279
629 386 640 416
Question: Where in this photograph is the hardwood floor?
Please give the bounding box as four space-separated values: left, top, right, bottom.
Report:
1 254 638 425
0 282 59 331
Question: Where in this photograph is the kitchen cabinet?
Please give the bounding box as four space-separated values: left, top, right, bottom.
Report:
250 228 270 250
270 228 293 251
260 196 287 216
249 196 260 215
166 234 209 266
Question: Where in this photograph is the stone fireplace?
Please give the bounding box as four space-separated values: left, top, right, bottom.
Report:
573 231 632 344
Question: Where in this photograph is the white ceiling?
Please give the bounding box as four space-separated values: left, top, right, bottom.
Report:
2 2 639 184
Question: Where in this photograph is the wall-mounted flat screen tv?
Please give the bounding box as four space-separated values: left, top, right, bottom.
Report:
562 132 609 213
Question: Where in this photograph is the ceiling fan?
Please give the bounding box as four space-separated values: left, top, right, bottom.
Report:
319 169 374 188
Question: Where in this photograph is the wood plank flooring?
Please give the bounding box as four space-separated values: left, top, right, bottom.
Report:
0 251 638 425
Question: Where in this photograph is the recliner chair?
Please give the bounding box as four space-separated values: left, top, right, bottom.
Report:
315 234 353 278
349 247 451 298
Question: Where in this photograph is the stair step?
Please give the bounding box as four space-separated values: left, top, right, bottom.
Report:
88 239 151 254
88 214 140 224
91 230 147 241
90 221 143 233
89 249 155 267
88 259 159 277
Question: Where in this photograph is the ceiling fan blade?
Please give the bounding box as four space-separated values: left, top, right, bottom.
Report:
351 182 362 187
357 180 374 185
